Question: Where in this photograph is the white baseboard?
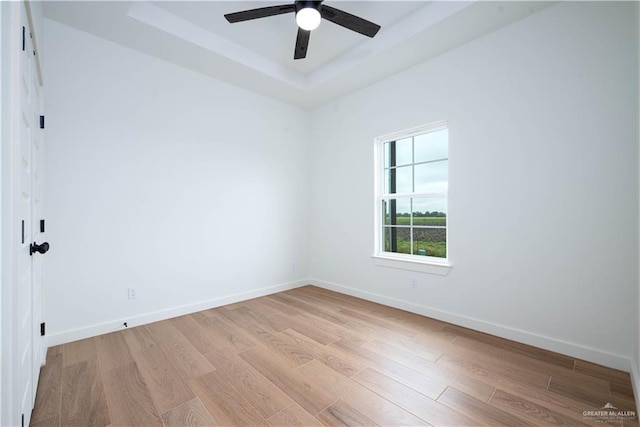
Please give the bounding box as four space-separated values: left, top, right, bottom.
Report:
631 359 640 407
309 278 633 372
46 279 309 346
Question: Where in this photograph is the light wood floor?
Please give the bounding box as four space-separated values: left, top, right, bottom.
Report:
31 285 637 426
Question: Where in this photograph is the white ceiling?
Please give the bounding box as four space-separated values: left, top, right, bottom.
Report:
43 1 556 110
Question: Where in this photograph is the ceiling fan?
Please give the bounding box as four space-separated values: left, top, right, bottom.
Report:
224 1 381 60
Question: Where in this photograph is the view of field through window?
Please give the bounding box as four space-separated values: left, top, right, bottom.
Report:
381 127 448 258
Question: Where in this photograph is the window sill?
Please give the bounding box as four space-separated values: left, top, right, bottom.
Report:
371 254 452 276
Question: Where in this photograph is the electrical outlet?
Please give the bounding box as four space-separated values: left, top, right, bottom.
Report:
411 279 418 289
291 262 296 272
128 287 137 300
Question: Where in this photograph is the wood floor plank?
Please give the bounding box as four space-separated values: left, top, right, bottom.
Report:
352 363 445 401
29 415 60 427
204 349 294 419
489 388 590 426
451 336 611 390
189 371 267 426
243 324 314 368
332 337 490 402
298 360 429 426
161 398 216 427
145 321 215 380
47 345 63 358
61 358 111 426
95 331 134 372
268 293 348 325
352 367 478 426
102 362 162 426
282 329 365 378
361 338 443 364
275 314 339 345
218 306 288 334
316 400 379 427
438 386 533 426
62 337 97 367
122 324 162 353
443 325 576 370
548 376 635 410
485 378 609 425
437 351 551 392
171 314 223 355
31 353 62 425
255 295 304 316
192 312 259 353
574 360 636 400
338 307 422 344
267 404 324 427
240 348 337 416
131 347 195 414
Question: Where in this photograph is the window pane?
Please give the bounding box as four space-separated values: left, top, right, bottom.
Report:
414 128 448 163
414 160 448 193
395 166 412 193
385 166 413 194
412 228 446 258
395 198 410 225
412 197 447 224
383 226 411 254
395 138 412 166
383 198 411 226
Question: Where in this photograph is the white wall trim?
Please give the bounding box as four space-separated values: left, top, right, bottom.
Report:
310 277 633 372
631 359 640 411
46 279 309 346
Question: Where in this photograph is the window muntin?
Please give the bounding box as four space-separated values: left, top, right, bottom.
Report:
376 123 448 262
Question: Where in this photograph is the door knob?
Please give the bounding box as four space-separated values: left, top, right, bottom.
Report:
30 242 49 256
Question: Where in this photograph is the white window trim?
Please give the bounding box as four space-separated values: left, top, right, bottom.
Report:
372 120 452 275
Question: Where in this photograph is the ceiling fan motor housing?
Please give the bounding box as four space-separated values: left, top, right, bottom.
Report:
295 1 322 14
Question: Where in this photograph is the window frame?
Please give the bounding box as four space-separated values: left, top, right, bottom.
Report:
372 121 452 275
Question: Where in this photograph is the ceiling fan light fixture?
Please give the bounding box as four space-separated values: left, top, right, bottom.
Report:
296 7 321 31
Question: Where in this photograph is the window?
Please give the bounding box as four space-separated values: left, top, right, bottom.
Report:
374 121 449 269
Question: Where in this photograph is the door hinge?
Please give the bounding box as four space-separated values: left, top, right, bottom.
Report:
21 220 25 244
40 322 45 336
40 219 45 233
22 26 25 51
40 115 45 129
21 413 24 427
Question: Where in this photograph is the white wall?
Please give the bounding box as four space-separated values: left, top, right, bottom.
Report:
43 19 310 344
309 1 638 370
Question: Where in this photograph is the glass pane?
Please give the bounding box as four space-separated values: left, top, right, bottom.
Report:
395 166 412 193
395 137 412 166
412 197 447 225
383 226 411 254
414 160 447 193
414 128 448 163
382 198 410 226
395 198 410 225
385 166 412 194
412 228 446 258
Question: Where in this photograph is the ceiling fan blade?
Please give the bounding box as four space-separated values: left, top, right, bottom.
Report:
225 4 296 23
294 27 311 60
320 5 380 38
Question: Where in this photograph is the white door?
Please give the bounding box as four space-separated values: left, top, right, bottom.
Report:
15 2 45 425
